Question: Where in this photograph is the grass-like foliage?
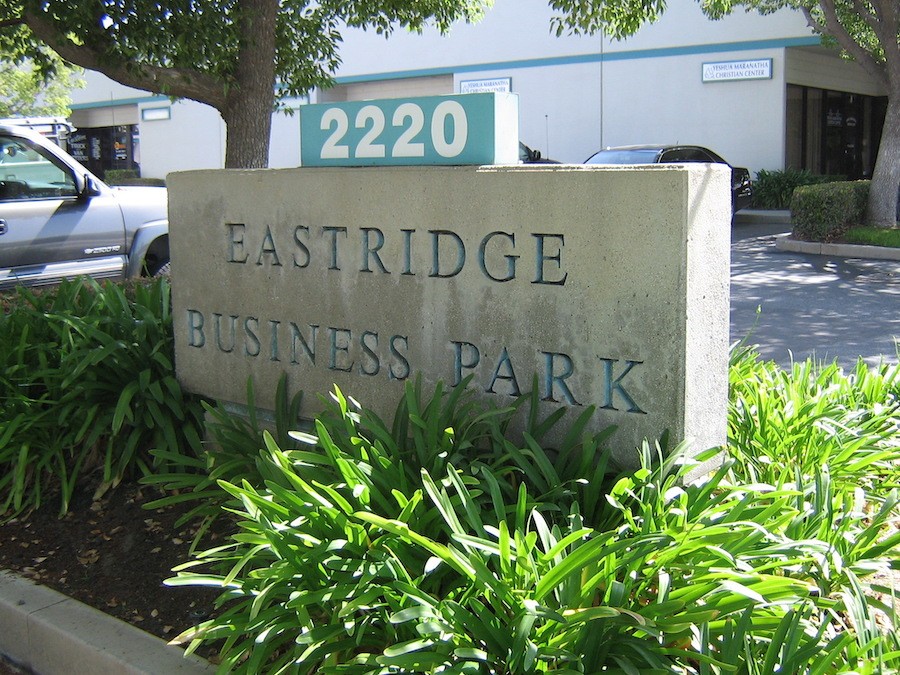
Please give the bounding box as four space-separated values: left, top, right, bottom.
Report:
3 281 897 671
843 226 900 249
0 278 205 517
166 351 900 674
145 375 620 554
729 345 900 497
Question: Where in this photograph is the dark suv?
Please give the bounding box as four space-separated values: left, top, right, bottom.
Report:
585 144 753 213
0 123 169 289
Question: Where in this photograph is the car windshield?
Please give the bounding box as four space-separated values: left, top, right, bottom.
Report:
0 138 41 164
586 148 661 164
518 143 530 162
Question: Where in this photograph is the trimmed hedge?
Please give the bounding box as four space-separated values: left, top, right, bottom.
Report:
791 180 869 241
109 177 167 186
104 169 166 187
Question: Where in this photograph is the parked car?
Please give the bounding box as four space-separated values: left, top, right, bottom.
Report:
519 142 560 164
0 123 169 289
584 144 753 213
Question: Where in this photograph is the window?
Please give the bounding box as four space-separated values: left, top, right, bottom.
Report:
0 136 78 201
661 147 715 163
784 85 885 179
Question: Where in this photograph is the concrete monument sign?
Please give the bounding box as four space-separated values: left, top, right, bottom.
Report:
168 164 731 466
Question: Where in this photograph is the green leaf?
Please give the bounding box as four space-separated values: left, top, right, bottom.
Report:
112 381 139 433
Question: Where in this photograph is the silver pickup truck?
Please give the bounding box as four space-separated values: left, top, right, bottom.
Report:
0 123 169 289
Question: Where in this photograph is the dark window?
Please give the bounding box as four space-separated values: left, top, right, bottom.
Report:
65 124 140 179
661 148 714 163
785 84 885 179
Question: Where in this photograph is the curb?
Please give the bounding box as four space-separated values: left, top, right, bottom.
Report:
733 209 792 226
774 234 900 262
0 571 212 675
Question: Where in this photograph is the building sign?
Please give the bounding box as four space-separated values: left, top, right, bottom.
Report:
460 78 512 95
168 164 731 466
141 106 171 122
702 58 772 82
299 93 518 167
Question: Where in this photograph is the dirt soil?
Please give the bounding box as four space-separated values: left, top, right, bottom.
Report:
0 476 230 665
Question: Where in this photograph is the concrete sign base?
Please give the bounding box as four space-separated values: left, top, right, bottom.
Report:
168 164 731 468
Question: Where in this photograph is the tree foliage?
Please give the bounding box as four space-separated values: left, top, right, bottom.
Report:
0 54 83 118
0 0 490 168
550 0 900 226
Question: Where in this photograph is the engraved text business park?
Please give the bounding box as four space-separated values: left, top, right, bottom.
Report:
183 222 646 415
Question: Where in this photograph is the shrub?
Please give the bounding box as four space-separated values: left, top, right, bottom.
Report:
104 169 166 187
752 168 840 210
0 278 205 517
104 169 140 182
728 348 900 498
142 376 308 551
147 375 620 551
791 180 869 241
166 367 900 673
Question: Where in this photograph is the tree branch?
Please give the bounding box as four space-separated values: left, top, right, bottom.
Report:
806 0 888 89
854 0 898 65
21 9 227 111
872 0 900 75
0 17 26 29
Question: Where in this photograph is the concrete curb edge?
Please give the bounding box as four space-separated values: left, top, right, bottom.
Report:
774 234 900 261
0 570 212 674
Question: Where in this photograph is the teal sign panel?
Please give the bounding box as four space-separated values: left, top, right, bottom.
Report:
300 93 512 167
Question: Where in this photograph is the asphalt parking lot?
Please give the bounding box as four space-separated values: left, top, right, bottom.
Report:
730 220 900 369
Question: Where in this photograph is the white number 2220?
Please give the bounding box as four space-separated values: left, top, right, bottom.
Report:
319 101 468 160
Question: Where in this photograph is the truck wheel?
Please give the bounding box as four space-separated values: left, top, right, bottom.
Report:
155 261 171 277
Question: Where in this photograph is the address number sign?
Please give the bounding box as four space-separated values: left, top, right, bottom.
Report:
299 93 519 167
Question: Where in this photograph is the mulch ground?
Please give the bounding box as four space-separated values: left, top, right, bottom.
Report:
0 476 231 664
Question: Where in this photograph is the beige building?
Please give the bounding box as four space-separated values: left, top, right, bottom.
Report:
68 0 886 181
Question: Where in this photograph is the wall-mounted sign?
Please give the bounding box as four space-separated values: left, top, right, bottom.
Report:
141 106 171 121
299 93 519 167
702 58 772 83
460 78 512 95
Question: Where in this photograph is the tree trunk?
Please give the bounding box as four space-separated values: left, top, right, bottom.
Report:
221 0 279 169
866 88 900 228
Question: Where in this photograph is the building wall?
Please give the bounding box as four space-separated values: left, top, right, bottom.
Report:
138 101 225 177
65 0 883 179
69 71 303 177
329 0 810 74
596 47 789 171
785 47 884 96
452 62 602 163
70 104 139 128
319 1 822 170
70 70 150 106
319 75 453 102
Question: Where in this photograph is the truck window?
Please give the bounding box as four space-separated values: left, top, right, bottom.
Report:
0 135 78 200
